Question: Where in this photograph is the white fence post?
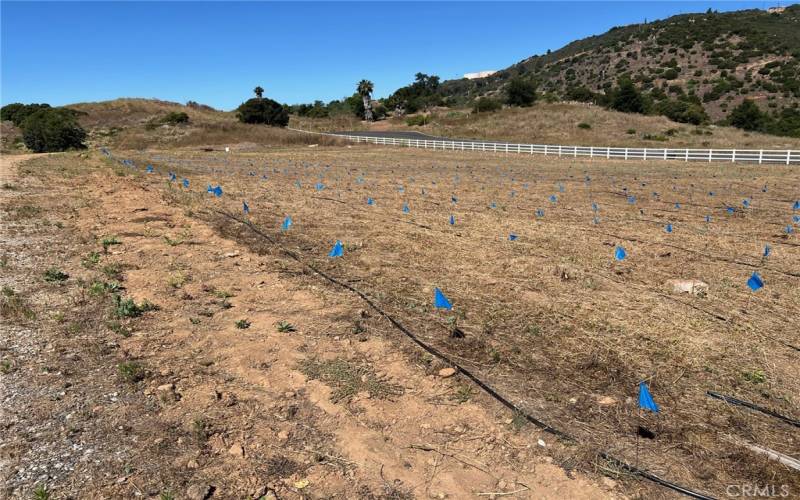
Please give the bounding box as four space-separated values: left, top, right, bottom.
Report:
759 150 763 164
732 150 736 163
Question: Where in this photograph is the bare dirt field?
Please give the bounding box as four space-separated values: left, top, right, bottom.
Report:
2 145 798 499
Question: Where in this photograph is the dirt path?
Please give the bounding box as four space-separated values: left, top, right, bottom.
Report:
1 153 617 498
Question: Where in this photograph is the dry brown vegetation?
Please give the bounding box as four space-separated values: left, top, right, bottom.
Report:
385 103 800 149
122 144 800 499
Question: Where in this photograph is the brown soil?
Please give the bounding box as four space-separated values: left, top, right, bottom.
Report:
1 152 616 499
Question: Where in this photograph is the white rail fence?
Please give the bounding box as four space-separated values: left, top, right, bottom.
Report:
292 129 800 165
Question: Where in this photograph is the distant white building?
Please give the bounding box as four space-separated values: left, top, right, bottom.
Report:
464 70 497 80
767 6 785 13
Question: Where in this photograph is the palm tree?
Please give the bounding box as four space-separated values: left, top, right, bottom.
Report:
254 86 264 99
357 80 374 121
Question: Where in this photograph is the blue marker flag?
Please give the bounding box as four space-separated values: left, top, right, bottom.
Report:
536 208 545 218
433 288 452 310
451 196 457 204
786 225 794 234
328 240 344 258
674 202 681 209
242 201 250 215
367 197 374 206
665 223 673 233
742 199 750 208
509 233 518 241
549 195 558 203
449 215 455 225
315 182 325 191
627 195 636 204
593 216 600 225
614 246 627 261
747 272 764 291
705 215 712 223
207 184 213 193
763 244 771 258
591 202 599 212
146 165 154 173
169 172 177 181
793 201 800 210
638 382 660 413
281 216 292 231
726 207 735 214
402 203 410 213
793 215 800 224
213 186 223 197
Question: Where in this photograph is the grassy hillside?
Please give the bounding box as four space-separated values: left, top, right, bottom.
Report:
439 5 800 122
346 102 800 149
60 98 340 150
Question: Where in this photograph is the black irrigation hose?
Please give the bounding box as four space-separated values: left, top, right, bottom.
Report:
707 391 800 428
212 208 717 500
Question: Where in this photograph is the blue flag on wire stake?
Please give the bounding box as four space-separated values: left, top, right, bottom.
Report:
146 165 154 173
705 215 712 223
449 215 455 225
763 244 771 258
536 208 545 218
242 201 249 215
747 272 764 291
433 288 452 310
402 203 410 213
367 197 374 205
638 382 660 413
182 179 189 188
169 172 177 181
212 186 223 197
509 233 518 241
793 201 800 210
615 246 627 261
665 223 673 233
786 225 794 234
281 216 292 231
328 240 343 258
793 215 800 224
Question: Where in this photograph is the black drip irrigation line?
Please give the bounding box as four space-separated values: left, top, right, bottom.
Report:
211 208 717 500
707 391 800 428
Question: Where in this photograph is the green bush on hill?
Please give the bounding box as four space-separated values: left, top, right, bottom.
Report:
236 97 289 126
472 97 502 113
21 108 87 153
505 77 538 107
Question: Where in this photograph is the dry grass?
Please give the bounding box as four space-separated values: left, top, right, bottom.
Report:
125 145 800 497
384 102 800 150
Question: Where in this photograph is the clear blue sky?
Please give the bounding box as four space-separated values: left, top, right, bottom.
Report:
1 1 771 110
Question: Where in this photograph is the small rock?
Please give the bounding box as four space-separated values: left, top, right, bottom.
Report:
224 251 240 258
597 395 617 406
537 439 546 447
229 443 245 458
187 459 199 469
438 367 457 378
157 383 175 392
668 279 708 297
277 430 290 442
186 483 211 500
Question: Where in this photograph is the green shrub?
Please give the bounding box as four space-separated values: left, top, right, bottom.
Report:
236 97 289 126
406 115 430 126
21 108 86 153
656 99 709 125
472 97 502 113
505 77 537 107
729 99 766 131
577 122 591 129
610 78 646 114
162 111 189 125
